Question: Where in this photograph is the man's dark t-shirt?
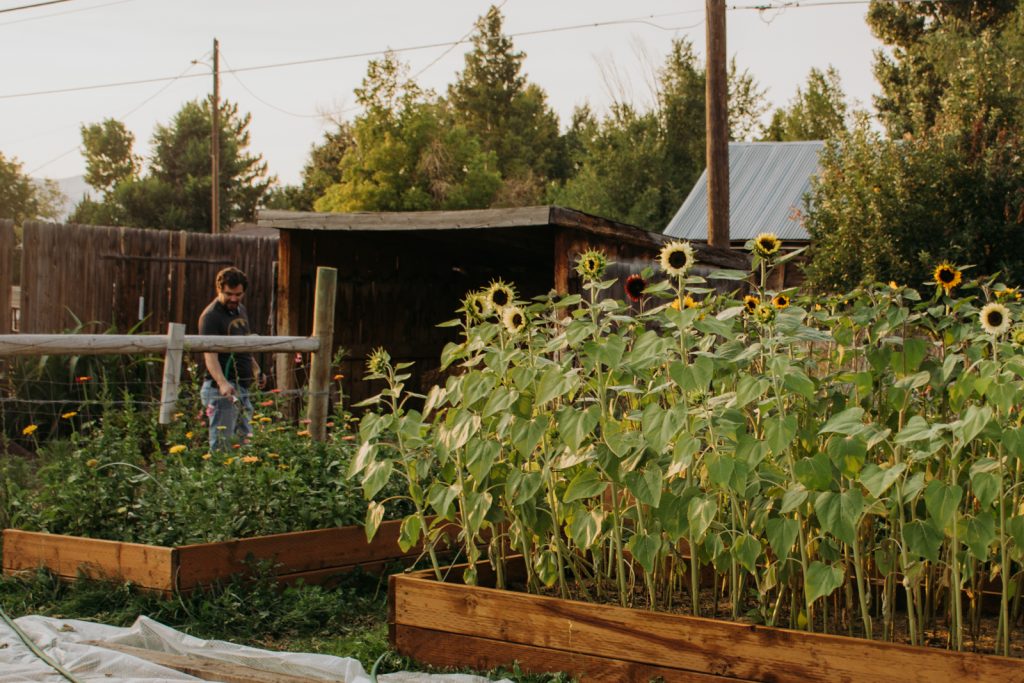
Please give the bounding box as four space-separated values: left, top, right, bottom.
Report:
199 299 255 385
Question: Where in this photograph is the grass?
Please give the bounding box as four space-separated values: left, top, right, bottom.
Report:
0 564 574 682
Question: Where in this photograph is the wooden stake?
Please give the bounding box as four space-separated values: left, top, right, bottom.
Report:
706 0 730 248
158 322 186 424
306 266 337 441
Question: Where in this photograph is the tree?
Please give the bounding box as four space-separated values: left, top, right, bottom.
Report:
867 0 1018 136
80 119 139 196
549 38 767 231
448 5 562 203
763 66 849 141
72 100 272 231
315 53 501 212
0 151 62 224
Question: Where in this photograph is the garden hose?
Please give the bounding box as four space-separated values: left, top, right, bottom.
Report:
0 604 84 683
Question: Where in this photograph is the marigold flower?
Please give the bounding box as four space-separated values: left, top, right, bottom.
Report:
269 389 281 394
933 263 962 295
333 373 344 381
888 281 900 290
260 400 273 407
297 430 311 437
241 455 260 464
185 431 193 439
278 464 290 471
85 458 98 467
22 424 38 436
75 376 92 383
659 241 695 278
259 416 272 423
267 453 280 459
224 457 235 466
61 411 78 419
980 302 1012 336
202 453 212 460
168 444 187 454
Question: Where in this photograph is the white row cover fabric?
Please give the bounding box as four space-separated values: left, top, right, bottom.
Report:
0 615 510 683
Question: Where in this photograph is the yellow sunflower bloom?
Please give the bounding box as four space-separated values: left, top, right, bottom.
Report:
485 279 517 312
752 232 782 258
772 293 790 309
575 249 608 282
933 263 962 294
743 295 760 313
683 295 699 309
502 305 527 334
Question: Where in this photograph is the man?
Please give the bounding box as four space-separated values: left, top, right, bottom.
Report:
199 266 262 450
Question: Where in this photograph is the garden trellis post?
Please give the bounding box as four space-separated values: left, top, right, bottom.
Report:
158 322 186 425
306 266 337 441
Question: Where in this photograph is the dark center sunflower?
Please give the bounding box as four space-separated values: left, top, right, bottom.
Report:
492 289 509 306
988 310 1004 327
668 250 689 269
758 237 776 251
472 299 486 315
938 268 955 284
586 258 598 271
625 276 645 299
745 299 757 311
511 313 524 328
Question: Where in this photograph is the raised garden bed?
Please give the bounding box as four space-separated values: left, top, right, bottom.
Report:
389 560 1024 683
3 518 433 595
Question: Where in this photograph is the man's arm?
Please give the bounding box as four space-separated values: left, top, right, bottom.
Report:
204 352 235 398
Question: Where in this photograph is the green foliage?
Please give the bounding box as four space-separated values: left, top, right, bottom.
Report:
353 242 1024 652
548 38 767 231
71 100 272 231
0 150 62 225
448 5 563 203
803 112 1024 291
264 123 354 211
762 66 849 141
315 53 501 212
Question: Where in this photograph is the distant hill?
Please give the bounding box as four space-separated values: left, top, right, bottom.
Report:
31 175 91 222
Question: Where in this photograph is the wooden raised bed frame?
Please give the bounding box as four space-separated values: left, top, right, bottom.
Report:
389 561 1024 683
3 519 424 595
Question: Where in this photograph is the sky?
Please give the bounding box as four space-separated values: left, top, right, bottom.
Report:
0 0 884 190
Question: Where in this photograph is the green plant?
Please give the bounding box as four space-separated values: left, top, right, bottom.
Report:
353 237 1024 655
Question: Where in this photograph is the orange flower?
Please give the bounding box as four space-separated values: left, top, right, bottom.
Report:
241 455 260 464
75 376 92 383
259 400 273 407
333 373 344 381
297 430 311 437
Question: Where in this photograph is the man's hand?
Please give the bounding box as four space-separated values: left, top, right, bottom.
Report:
217 380 236 398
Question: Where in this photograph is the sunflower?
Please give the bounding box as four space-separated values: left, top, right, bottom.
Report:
670 298 681 311
933 263 962 295
576 249 608 282
743 295 760 313
502 305 527 334
683 295 699 309
980 302 1012 336
752 232 782 258
659 240 696 278
625 274 646 302
486 279 516 311
1013 326 1024 346
755 303 776 324
995 287 1022 301
366 347 390 376
772 293 790 309
463 291 490 322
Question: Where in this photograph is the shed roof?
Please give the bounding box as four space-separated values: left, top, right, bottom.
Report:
663 141 824 243
258 205 666 249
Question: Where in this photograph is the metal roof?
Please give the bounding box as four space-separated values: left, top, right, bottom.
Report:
663 141 824 242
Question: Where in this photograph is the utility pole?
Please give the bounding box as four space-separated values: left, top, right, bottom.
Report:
706 0 730 248
211 37 220 235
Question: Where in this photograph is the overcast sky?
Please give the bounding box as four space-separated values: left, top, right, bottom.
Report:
1 0 883 188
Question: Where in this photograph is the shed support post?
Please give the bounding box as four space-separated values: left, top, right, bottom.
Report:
306 267 337 441
158 322 186 425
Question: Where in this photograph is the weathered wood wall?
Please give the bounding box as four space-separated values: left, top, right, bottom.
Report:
19 222 276 335
0 220 12 334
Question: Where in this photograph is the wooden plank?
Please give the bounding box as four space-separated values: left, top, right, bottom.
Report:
260 206 554 231
394 625 744 683
86 641 325 683
158 322 186 424
0 334 318 356
306 267 337 441
2 530 174 591
390 570 1024 683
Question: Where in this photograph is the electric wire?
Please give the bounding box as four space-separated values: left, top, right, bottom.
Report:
0 0 73 14
0 0 130 25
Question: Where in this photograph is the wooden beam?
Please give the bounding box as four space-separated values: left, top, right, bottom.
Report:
0 334 318 356
705 0 730 248
306 266 337 441
158 322 186 424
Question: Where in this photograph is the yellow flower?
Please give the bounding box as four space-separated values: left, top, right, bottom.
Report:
933 262 962 294
259 416 272 423
485 279 517 312
502 305 527 334
670 298 681 311
61 411 78 419
22 424 37 436
752 232 782 258
278 463 290 471
575 248 608 282
682 295 699 309
297 430 311 437
888 281 899 290
85 458 98 467
772 293 790 309
659 240 696 278
267 453 280 459
333 373 344 381
168 444 187 454
980 302 1012 336
996 287 1021 301
241 455 260 464
202 453 212 460
224 457 235 466
366 347 390 376
185 431 193 439
755 303 776 324
743 295 760 313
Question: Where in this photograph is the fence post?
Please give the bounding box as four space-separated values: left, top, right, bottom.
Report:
306 267 337 441
159 322 186 425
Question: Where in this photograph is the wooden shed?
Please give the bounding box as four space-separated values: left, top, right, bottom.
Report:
259 206 746 406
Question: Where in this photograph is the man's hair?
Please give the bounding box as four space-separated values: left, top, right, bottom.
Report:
216 267 248 291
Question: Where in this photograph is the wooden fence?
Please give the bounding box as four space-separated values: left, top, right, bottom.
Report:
0 221 12 334
18 222 277 335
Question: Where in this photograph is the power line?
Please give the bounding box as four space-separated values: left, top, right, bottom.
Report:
0 10 709 102
0 0 73 14
0 0 134 26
